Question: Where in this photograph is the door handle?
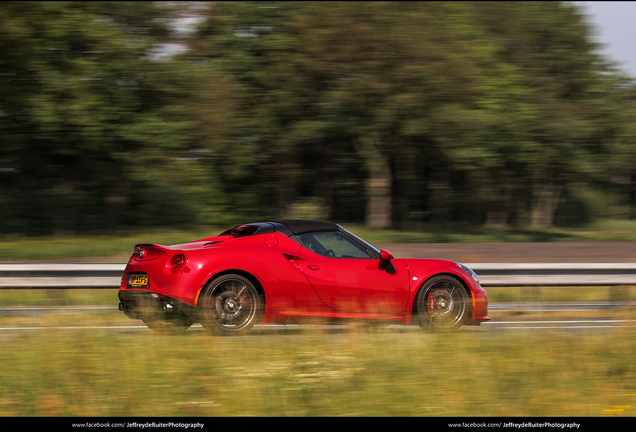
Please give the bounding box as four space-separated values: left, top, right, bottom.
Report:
307 265 321 271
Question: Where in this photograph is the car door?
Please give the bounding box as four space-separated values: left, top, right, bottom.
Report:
296 230 410 315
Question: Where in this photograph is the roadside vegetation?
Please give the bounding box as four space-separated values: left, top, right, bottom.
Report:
0 311 634 417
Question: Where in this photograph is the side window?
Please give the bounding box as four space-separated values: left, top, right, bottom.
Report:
297 231 372 258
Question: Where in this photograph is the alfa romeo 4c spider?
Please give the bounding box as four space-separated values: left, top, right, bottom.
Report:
118 220 489 333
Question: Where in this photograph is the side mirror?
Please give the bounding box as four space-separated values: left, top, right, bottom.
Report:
379 249 396 274
380 249 393 261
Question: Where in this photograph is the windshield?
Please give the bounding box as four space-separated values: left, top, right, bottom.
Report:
341 228 381 256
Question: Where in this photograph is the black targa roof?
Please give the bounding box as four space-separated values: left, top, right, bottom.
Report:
219 220 341 238
273 220 340 235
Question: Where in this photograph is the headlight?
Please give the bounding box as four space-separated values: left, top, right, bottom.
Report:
456 262 479 284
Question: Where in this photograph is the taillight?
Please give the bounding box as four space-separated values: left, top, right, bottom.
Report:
170 254 186 273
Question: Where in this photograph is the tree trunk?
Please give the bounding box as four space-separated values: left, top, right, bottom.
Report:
531 182 563 228
354 137 392 228
365 169 392 227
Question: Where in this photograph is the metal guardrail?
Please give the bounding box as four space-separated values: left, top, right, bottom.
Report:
0 264 125 289
470 263 636 286
2 263 636 288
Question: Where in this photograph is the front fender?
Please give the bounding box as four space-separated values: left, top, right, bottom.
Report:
404 259 489 324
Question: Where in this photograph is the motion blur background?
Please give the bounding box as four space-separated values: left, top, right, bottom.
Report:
3 1 636 235
3 3 636 419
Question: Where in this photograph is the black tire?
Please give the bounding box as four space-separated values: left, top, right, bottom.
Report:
415 275 471 331
198 274 263 334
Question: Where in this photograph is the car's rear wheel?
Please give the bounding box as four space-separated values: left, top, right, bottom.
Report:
199 274 263 334
415 275 470 331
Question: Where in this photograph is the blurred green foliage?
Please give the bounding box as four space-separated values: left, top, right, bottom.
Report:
1 318 635 416
2 1 636 235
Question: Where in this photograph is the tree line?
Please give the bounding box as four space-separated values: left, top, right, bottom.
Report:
2 1 636 235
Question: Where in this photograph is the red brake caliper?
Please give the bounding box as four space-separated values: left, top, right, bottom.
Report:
427 292 435 314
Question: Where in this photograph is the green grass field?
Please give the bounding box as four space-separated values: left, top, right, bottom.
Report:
0 309 634 417
0 287 634 417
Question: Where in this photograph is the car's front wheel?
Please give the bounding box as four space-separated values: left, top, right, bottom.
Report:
415 275 471 331
198 274 263 335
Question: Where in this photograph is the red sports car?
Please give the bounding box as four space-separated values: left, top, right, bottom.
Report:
118 220 489 333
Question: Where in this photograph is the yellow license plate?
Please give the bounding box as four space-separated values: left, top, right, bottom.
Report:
128 274 148 287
